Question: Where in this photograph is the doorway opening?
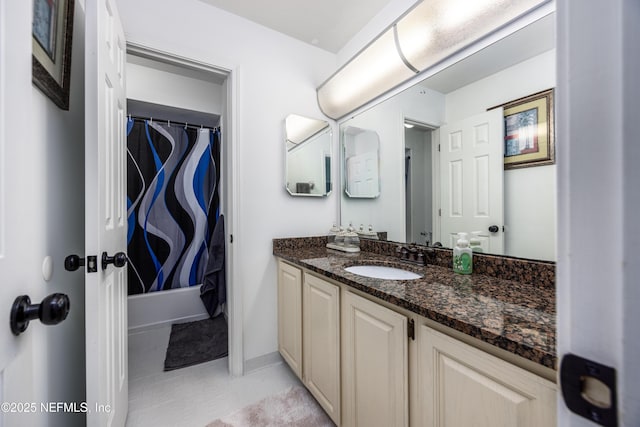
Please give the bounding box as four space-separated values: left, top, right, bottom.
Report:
404 119 437 246
124 44 241 377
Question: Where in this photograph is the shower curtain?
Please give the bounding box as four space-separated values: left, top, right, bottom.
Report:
126 119 221 295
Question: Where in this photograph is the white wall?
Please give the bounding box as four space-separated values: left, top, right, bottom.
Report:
445 50 556 260
115 0 337 362
341 86 445 242
126 57 223 116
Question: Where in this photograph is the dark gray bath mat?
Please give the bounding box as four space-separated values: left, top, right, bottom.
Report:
164 315 228 371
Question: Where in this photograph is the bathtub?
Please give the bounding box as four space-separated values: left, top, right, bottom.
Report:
127 285 209 332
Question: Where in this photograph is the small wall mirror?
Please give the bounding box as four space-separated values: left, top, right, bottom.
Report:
343 126 380 198
285 114 332 197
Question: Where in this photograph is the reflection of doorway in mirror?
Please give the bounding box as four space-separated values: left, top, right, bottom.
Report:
404 121 435 246
325 155 331 194
405 148 412 243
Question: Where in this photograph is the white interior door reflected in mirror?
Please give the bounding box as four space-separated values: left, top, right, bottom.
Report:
285 114 332 197
343 126 380 198
439 109 504 254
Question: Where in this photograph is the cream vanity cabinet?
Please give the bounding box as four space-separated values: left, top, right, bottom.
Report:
416 324 557 426
277 260 303 377
342 290 408 427
277 259 555 427
303 272 341 424
277 260 341 425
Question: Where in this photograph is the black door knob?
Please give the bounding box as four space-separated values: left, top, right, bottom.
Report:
64 255 85 271
10 293 70 336
65 254 98 272
101 251 128 270
488 225 500 233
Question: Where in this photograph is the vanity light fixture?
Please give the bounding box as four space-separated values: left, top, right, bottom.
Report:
317 0 550 120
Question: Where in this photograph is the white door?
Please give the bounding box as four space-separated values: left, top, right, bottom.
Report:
85 0 129 425
0 0 34 421
439 110 503 252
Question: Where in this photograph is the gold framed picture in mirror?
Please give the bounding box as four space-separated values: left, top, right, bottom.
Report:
491 88 555 170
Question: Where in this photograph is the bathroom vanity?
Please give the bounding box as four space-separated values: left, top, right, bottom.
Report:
274 236 556 427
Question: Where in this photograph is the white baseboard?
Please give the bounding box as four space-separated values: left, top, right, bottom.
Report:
128 285 209 332
244 351 283 374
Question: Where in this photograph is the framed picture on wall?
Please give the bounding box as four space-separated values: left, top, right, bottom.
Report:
489 88 555 170
32 0 75 110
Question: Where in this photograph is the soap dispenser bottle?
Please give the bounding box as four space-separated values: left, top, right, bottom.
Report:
344 222 360 251
328 223 340 245
469 232 483 253
453 232 472 275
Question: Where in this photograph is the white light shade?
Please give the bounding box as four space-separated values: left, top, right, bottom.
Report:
317 28 417 120
317 0 550 120
396 0 548 72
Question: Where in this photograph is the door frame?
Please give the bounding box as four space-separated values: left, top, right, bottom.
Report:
556 0 640 424
125 43 243 376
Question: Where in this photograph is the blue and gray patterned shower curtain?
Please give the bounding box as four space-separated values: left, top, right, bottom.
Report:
126 119 220 295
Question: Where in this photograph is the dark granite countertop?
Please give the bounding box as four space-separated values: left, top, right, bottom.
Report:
273 244 556 370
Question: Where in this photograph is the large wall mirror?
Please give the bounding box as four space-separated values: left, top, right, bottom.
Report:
285 114 332 197
340 12 556 261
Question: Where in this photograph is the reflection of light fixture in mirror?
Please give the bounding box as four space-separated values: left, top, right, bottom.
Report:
285 114 330 150
403 123 414 129
284 114 332 197
317 0 550 120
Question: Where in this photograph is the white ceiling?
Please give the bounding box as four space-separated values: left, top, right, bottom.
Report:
196 0 393 53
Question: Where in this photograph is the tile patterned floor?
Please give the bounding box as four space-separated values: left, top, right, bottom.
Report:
126 325 301 426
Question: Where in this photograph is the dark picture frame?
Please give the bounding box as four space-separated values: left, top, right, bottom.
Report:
489 88 555 170
32 0 75 110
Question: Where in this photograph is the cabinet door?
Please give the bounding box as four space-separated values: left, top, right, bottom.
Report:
343 291 408 427
277 261 303 378
303 273 341 425
418 325 556 427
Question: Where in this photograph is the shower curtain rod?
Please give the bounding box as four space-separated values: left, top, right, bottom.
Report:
129 115 220 132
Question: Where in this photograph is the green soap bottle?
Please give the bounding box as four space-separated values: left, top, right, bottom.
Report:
453 232 473 275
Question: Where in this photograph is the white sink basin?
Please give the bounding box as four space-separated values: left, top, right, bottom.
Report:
344 265 422 280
